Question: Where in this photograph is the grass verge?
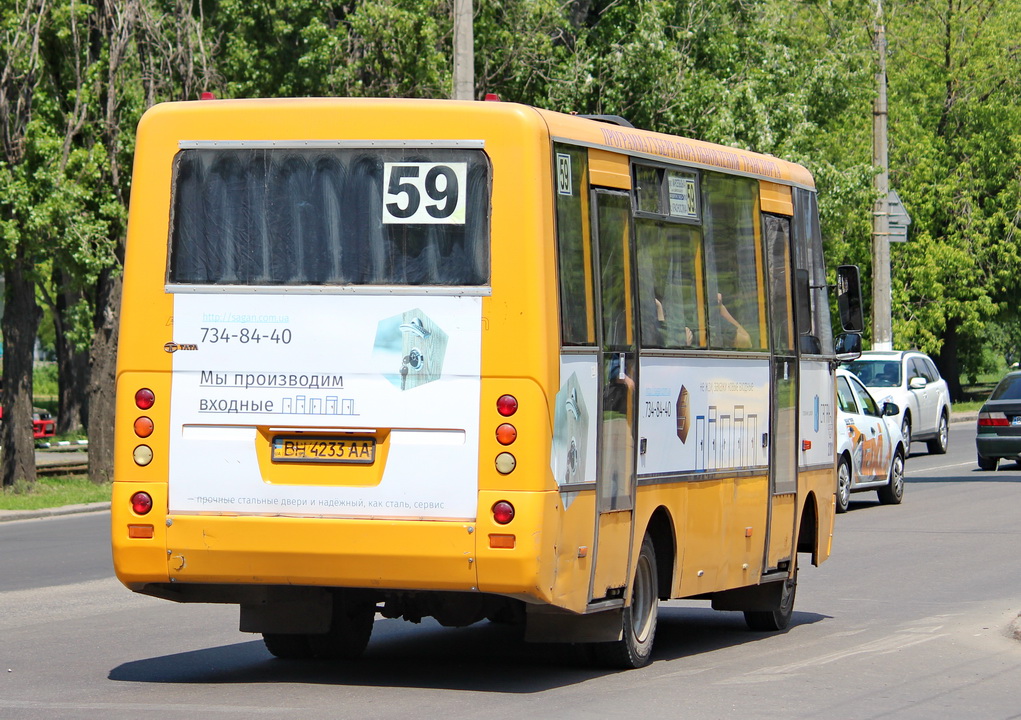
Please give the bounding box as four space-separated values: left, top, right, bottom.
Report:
0 474 111 511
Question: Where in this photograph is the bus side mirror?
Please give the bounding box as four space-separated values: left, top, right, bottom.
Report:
834 332 862 362
836 265 864 333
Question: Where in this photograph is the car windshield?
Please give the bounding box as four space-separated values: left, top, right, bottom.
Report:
844 359 902 388
990 375 1021 401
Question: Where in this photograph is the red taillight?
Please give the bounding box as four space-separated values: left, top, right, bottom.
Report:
978 412 1008 427
133 416 154 438
496 395 518 417
492 500 515 525
135 388 155 410
130 491 153 515
496 423 517 445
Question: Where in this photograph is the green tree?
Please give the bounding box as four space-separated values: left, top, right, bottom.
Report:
886 0 1021 398
0 0 48 487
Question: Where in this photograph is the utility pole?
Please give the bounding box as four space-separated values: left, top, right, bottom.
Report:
871 0 893 351
453 0 474 101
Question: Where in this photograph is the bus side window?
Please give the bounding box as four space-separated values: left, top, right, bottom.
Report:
793 189 832 355
702 173 766 351
554 145 596 345
635 219 705 349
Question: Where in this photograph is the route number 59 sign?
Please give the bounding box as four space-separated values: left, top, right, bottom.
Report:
382 162 468 225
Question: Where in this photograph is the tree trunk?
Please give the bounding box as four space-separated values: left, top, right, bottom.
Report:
935 319 963 402
53 272 90 435
1 261 43 487
87 268 121 485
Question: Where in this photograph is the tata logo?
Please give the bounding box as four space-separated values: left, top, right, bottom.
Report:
164 342 198 353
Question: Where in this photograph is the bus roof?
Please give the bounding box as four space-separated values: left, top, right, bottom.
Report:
137 97 815 189
535 107 815 189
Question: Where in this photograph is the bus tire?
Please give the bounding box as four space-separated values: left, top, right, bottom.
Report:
307 593 376 660
744 562 797 632
591 534 659 669
263 633 314 660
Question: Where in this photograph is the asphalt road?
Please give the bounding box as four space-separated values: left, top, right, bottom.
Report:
3 420 1020 719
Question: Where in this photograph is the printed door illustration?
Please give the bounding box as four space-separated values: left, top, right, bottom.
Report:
373 309 449 391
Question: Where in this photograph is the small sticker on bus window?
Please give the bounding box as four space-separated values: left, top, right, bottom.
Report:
556 153 573 196
667 172 698 219
383 162 467 225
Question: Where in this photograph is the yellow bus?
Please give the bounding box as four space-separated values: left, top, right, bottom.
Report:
112 97 863 669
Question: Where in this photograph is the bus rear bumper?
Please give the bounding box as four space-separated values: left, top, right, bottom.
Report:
165 514 480 590
112 488 559 604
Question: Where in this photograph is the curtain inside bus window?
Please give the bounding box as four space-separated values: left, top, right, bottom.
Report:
168 147 491 287
702 174 765 350
792 189 833 354
635 219 706 349
554 145 596 345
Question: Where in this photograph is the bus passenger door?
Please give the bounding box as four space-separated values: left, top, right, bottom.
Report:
590 189 637 603
763 214 798 573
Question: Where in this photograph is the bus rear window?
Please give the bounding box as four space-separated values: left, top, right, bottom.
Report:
168 147 491 287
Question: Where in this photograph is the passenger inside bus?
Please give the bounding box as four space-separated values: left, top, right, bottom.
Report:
717 293 751 349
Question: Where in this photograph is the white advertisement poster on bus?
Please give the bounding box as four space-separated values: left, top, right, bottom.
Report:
636 357 770 477
167 293 482 520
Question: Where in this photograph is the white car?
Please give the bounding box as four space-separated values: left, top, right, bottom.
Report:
835 369 907 513
842 350 952 454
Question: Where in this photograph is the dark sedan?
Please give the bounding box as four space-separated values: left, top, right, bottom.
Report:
976 371 1021 470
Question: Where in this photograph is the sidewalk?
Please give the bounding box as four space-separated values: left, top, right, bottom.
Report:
0 501 110 523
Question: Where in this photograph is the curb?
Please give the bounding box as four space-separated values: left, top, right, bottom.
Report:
0 502 110 523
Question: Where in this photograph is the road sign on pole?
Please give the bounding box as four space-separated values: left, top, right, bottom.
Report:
887 189 911 242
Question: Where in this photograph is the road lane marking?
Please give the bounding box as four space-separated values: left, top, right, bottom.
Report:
714 630 947 684
905 460 976 475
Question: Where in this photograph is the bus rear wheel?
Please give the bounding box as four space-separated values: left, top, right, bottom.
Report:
263 632 313 659
744 562 797 632
264 592 375 661
590 534 659 669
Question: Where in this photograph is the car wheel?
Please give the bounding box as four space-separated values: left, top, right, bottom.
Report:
977 453 998 471
836 456 851 514
900 416 911 448
926 412 949 455
877 448 905 505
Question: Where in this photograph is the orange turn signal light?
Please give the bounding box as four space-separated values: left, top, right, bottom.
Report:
134 416 154 438
128 524 154 539
489 534 516 549
496 423 517 445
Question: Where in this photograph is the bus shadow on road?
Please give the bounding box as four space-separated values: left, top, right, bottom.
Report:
108 606 826 692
